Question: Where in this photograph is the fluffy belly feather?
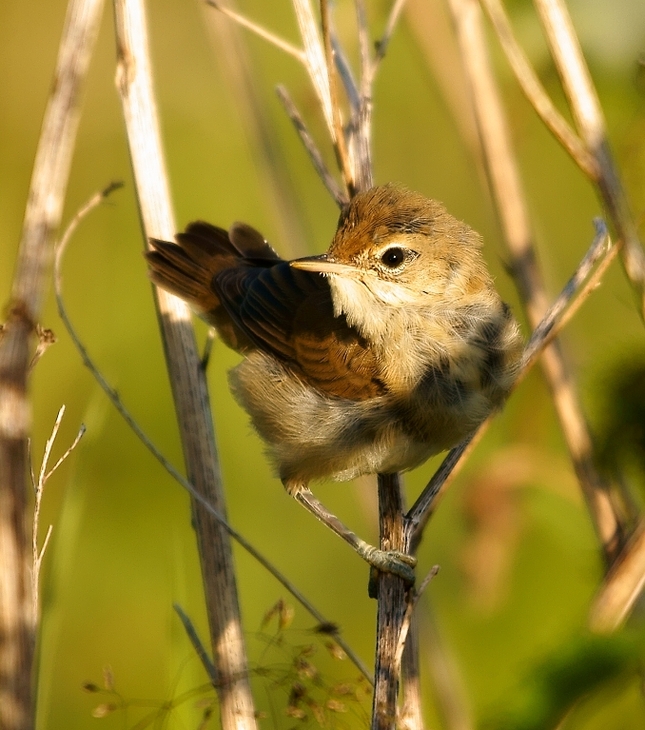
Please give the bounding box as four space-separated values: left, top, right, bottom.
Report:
229 350 484 483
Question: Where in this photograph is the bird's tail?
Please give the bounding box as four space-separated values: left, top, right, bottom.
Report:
146 222 230 313
146 221 282 351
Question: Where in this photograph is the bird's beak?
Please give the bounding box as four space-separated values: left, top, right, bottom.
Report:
290 254 358 277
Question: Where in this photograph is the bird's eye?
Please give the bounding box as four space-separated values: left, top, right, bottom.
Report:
381 247 405 268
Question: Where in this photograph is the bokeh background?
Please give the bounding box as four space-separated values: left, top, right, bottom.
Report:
2 0 645 727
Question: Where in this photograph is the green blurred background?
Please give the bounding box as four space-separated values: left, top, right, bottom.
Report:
2 0 645 727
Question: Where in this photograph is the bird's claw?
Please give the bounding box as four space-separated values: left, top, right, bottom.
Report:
358 544 417 585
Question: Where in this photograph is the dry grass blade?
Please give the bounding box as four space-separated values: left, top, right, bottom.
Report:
31 406 85 620
522 220 609 367
202 2 309 257
174 604 219 686
206 1 305 62
371 0 408 78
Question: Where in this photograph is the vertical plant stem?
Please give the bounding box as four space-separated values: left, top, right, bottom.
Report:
0 1 104 728
372 473 411 730
112 1 256 727
448 0 624 561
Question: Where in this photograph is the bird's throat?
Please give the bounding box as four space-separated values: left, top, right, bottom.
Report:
326 273 417 343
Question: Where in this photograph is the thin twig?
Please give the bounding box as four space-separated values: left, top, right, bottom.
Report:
409 435 477 539
398 565 440 730
547 236 619 341
292 0 335 140
521 219 609 367
275 85 348 207
369 0 408 82
394 566 439 671
202 2 309 258
354 0 371 104
320 0 355 194
206 1 305 62
589 520 645 634
174 604 219 686
53 185 372 684
479 0 597 179
31 406 85 619
533 0 645 320
330 32 361 113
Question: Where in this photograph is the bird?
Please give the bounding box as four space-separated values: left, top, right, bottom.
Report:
146 184 523 583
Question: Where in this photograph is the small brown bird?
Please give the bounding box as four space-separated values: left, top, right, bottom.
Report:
146 185 523 582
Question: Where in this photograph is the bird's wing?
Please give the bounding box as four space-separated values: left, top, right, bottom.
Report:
214 263 385 400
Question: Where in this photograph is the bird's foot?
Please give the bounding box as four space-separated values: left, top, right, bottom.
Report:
357 543 416 585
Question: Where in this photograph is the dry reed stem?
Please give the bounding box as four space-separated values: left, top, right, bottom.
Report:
532 0 645 320
292 0 335 141
447 0 624 562
320 0 356 194
479 0 597 178
207 1 305 62
398 568 439 730
276 3 406 724
399 616 424 730
589 520 645 633
0 1 104 727
372 473 410 730
469 0 645 629
112 1 256 726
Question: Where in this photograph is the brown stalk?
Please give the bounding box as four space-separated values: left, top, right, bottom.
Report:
206 1 305 63
532 0 645 317
372 473 411 730
447 0 625 562
0 1 104 728
399 616 424 730
112 1 256 727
